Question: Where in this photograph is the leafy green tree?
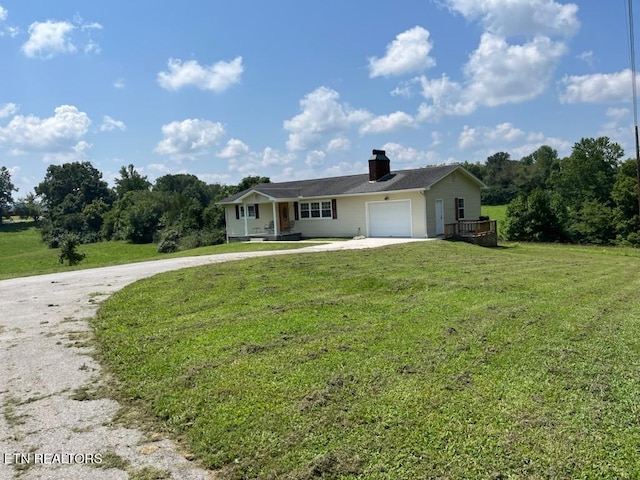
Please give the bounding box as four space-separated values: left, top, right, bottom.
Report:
520 145 560 193
503 189 568 242
552 137 623 210
114 164 151 199
0 166 17 224
35 162 114 244
15 192 43 222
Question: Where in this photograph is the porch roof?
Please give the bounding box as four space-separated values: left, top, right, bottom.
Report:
218 164 485 204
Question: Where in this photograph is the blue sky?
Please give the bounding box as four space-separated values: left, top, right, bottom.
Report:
0 0 637 195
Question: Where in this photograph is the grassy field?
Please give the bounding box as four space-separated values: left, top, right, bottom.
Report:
482 204 507 238
0 221 312 280
94 240 640 479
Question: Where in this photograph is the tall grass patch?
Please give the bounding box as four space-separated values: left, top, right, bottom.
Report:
94 241 640 479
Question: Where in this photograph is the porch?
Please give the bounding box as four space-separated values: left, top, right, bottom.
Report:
444 218 498 247
227 232 302 243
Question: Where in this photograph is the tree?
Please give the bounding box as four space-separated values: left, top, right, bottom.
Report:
0 166 17 224
35 162 114 244
503 189 568 242
552 137 623 210
114 164 151 199
15 193 43 222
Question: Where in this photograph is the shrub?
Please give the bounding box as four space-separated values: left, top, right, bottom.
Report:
157 230 179 253
58 233 86 265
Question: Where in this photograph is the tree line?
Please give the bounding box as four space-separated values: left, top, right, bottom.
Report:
2 135 639 248
0 162 268 253
464 136 640 245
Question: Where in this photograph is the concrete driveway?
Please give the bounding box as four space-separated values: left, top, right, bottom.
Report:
0 238 430 480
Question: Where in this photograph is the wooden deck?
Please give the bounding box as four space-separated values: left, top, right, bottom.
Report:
444 219 498 247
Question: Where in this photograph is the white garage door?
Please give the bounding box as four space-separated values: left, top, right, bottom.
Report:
368 200 412 237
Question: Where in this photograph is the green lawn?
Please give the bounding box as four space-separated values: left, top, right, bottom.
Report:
482 204 507 238
0 222 311 280
94 241 640 479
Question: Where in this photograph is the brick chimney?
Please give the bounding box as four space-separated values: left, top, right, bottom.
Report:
368 149 391 182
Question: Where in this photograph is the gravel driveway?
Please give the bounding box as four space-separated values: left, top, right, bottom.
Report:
0 238 429 479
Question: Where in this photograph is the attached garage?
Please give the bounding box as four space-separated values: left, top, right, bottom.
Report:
367 200 412 237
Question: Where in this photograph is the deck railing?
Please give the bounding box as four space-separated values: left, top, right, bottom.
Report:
444 219 498 246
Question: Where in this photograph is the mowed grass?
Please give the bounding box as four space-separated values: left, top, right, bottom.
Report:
94 241 640 479
0 221 311 280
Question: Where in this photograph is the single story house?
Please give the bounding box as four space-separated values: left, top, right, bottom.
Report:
217 149 487 240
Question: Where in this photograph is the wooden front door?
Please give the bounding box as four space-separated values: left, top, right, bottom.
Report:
278 203 289 232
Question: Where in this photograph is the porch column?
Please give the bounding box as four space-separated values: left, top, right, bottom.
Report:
272 201 279 236
243 202 248 236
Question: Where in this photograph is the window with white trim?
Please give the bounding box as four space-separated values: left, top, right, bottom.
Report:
300 200 332 219
457 198 465 219
240 205 256 218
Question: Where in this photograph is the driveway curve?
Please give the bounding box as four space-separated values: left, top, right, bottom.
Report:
0 238 430 480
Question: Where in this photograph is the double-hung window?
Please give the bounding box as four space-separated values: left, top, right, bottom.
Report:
456 198 465 219
240 205 256 218
300 200 332 219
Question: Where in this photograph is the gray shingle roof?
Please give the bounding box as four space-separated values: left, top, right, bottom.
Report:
218 164 483 203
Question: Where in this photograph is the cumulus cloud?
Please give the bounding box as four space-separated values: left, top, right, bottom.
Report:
359 111 417 135
305 150 325 167
157 57 243 92
458 122 525 149
379 142 440 167
228 147 295 174
217 138 250 158
416 74 476 121
0 105 90 153
100 115 126 132
22 20 76 58
559 70 634 104
326 137 351 152
0 6 6 21
283 86 371 151
464 33 567 107
154 119 225 159
21 16 102 59
0 103 18 118
442 0 579 38
369 26 435 78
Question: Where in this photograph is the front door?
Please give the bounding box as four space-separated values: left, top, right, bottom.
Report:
435 199 444 236
278 203 289 232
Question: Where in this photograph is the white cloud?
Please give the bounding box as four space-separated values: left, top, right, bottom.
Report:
360 111 417 135
464 33 567 107
22 20 76 58
100 115 126 132
154 119 225 159
113 78 125 89
0 6 6 21
0 103 18 118
416 74 476 121
380 142 440 167
157 57 243 92
559 70 634 104
326 137 351 152
305 150 325 167
228 147 295 174
283 86 371 151
606 107 630 121
458 122 525 149
443 0 580 38
578 50 595 68
0 105 90 153
21 16 101 59
369 26 435 78
218 138 250 158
